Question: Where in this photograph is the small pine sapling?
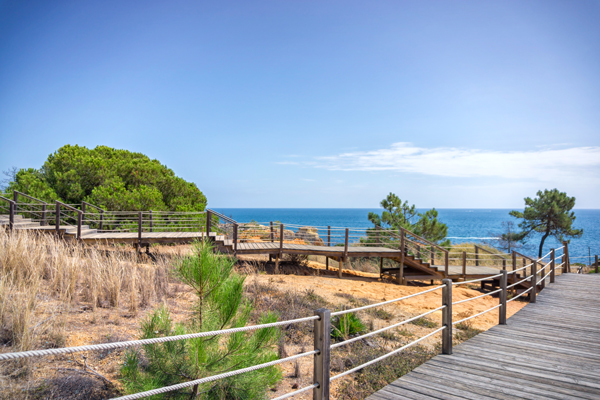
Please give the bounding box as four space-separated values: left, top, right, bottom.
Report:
121 240 282 399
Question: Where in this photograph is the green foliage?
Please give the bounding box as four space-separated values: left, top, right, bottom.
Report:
409 317 437 328
120 241 281 399
368 193 450 245
6 145 206 211
332 313 366 340
509 189 582 257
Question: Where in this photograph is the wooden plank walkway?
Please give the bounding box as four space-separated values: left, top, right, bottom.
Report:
368 273 600 400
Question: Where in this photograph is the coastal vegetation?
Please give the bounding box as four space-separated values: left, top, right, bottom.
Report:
4 145 206 212
121 241 281 399
368 193 450 246
510 189 582 257
0 227 517 399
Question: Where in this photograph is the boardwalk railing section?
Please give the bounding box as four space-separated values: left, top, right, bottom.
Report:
0 244 581 400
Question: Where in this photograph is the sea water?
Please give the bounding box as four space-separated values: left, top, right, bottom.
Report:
212 208 600 261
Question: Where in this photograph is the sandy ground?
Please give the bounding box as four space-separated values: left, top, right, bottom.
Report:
1 247 528 400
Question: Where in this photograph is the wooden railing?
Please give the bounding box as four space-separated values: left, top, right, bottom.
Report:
0 244 574 400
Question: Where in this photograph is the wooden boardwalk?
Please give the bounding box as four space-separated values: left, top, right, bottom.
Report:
368 273 600 400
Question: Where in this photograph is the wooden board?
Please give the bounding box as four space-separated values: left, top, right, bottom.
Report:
367 274 600 399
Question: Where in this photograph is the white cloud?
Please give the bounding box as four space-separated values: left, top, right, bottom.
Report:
314 142 600 181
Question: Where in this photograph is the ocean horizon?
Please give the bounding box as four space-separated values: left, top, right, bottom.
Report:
212 208 600 261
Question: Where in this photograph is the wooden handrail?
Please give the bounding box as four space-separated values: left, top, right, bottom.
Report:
56 201 81 214
206 208 237 224
474 244 509 260
13 190 48 204
82 201 105 212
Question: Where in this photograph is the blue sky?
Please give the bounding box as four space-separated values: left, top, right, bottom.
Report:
1 0 599 208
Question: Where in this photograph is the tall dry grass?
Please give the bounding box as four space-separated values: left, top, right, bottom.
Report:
0 227 174 358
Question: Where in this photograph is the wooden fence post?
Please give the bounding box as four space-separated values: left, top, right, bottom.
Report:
41 204 47 226
344 228 349 260
475 246 479 267
137 211 143 251
9 201 14 231
327 226 331 247
550 249 556 283
376 226 380 245
270 221 274 243
233 223 239 256
431 246 435 265
77 211 82 240
313 308 331 400
462 251 467 281
530 261 537 303
55 202 60 235
13 191 18 214
502 258 506 271
206 210 212 239
444 250 449 278
595 255 599 274
99 210 104 231
149 210 153 233
499 270 507 325
512 251 516 273
442 279 453 355
563 241 570 273
399 229 405 285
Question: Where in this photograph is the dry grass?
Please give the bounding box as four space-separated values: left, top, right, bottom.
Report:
0 228 174 379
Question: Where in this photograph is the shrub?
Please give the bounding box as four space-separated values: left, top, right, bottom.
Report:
120 240 282 399
332 313 366 340
409 317 437 328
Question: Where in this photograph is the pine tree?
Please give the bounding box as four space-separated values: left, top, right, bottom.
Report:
121 240 281 399
509 189 583 258
368 193 450 246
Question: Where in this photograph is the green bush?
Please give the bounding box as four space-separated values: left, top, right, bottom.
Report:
120 240 281 399
332 313 366 340
6 145 206 212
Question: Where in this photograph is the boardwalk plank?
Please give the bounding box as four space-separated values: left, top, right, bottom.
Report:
369 274 600 400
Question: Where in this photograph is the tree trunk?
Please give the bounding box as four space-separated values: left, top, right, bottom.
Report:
539 227 551 258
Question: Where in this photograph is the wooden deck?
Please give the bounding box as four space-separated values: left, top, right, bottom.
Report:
368 273 600 400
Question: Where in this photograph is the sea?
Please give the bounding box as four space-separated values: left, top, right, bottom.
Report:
212 208 600 262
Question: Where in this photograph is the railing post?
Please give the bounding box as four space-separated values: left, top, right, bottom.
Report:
279 223 283 256
563 241 570 273
138 212 143 251
41 203 47 226
313 308 331 400
233 223 238 256
444 250 449 278
512 251 516 273
327 226 331 247
82 202 86 226
530 260 537 303
399 229 405 285
462 251 467 280
13 191 18 214
595 255 599 274
344 228 349 259
55 202 60 235
442 279 453 355
77 211 82 239
550 249 556 283
149 210 153 233
9 201 14 231
376 226 380 245
475 246 479 266
99 210 104 231
431 246 434 265
270 221 274 243
502 258 506 271
206 210 212 239
499 270 507 325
